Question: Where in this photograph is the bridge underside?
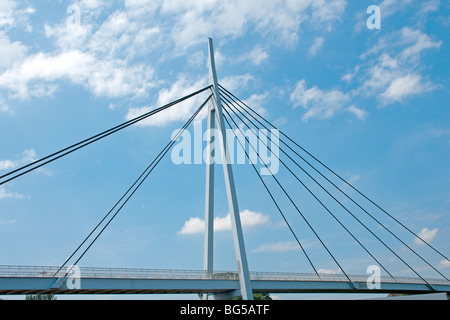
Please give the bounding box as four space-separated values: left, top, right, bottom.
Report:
1 277 449 296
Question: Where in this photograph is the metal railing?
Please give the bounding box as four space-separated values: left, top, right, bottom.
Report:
0 265 448 286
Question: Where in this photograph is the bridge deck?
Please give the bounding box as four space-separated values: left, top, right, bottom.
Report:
1 266 449 296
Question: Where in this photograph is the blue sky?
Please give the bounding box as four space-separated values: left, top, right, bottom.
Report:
0 0 449 299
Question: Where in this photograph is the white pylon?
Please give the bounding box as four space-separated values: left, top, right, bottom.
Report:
204 38 253 300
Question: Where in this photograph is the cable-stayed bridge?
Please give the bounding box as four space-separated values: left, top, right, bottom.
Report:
1 265 449 297
0 39 449 300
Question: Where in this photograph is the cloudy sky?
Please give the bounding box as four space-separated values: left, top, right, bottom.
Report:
1 0 449 295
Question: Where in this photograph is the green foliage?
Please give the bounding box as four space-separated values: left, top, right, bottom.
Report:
198 292 272 300
25 294 57 300
229 293 272 300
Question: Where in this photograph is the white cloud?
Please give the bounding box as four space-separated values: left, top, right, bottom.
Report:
77 0 109 11
178 217 204 235
0 159 16 171
0 50 155 99
290 79 350 121
0 97 11 114
379 0 413 17
0 0 16 28
398 27 442 62
219 74 255 93
0 150 49 200
44 19 92 51
0 1 349 112
125 0 161 17
0 31 28 70
357 28 442 107
0 3 159 101
85 10 161 59
438 259 450 270
162 0 347 49
0 186 23 200
347 105 368 120
311 0 347 31
238 46 269 65
361 54 399 93
419 0 440 16
0 149 37 171
253 241 301 253
242 93 268 116
340 66 360 83
414 228 438 245
0 0 34 30
308 37 325 56
0 149 52 178
0 50 90 98
0 218 16 224
380 74 433 105
125 76 208 127
21 149 37 163
178 209 270 235
239 209 270 228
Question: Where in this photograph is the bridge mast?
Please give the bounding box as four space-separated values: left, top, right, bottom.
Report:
204 46 215 281
205 38 253 300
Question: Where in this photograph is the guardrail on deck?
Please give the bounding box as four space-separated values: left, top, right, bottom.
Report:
1 265 449 286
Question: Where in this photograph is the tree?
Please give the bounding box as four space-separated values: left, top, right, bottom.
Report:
25 294 57 300
198 292 273 300
229 293 272 300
